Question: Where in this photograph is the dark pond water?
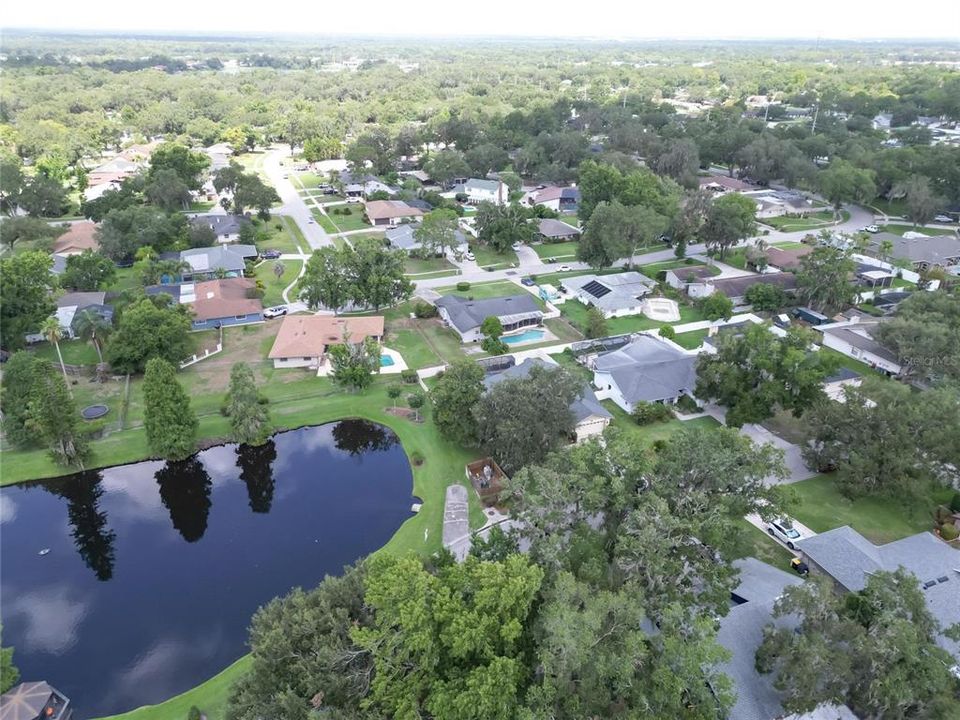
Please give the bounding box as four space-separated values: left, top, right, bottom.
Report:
0 421 414 718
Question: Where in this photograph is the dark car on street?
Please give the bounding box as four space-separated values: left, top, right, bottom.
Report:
260 250 282 260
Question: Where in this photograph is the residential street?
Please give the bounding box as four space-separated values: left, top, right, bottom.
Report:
262 145 333 250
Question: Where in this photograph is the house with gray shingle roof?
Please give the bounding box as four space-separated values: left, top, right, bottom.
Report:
179 244 258 281
435 294 543 343
592 334 698 411
536 218 580 241
798 527 960 661
188 213 251 243
385 223 468 255
561 271 657 318
483 357 612 442
816 317 902 376
867 231 960 271
716 558 858 720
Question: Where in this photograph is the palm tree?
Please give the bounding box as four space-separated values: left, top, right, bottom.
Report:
73 308 112 364
40 316 70 390
879 238 894 264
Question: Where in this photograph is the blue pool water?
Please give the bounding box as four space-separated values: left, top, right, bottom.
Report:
380 354 395 366
503 329 546 344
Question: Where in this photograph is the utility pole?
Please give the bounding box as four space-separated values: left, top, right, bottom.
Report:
811 103 820 135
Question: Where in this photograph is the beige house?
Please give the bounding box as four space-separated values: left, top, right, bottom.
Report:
268 315 384 369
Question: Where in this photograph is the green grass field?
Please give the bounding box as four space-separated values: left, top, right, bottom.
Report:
436 280 542 305
533 241 579 260
469 243 517 270
404 256 457 276
877 224 945 236
29 339 101 366
762 209 848 232
728 518 797 568
96 656 253 720
254 216 302 255
255 259 300 307
325 207 373 233
785 474 952 546
560 300 706 335
672 328 709 349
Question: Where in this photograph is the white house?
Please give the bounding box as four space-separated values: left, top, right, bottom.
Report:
561 272 657 318
816 317 902 376
450 178 508 206
591 335 698 413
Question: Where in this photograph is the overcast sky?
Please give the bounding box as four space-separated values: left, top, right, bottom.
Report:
3 0 959 40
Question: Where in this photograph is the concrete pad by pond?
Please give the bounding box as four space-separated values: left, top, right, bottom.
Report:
442 484 471 561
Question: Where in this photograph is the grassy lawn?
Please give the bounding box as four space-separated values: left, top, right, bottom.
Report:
762 210 848 233
404 256 457 276
255 259 299 307
30 339 101 366
718 249 749 270
561 300 706 335
784 474 953 546
294 171 325 189
877 224 944 237
324 207 372 233
636 259 716 280
282 216 308 251
437 280 543 306
313 210 340 234
817 346 888 379
254 216 301 255
533 241 579 260
728 518 797 568
672 328 709 350
104 266 141 293
96 656 252 720
604 400 721 446
769 241 807 250
470 243 517 270
187 201 216 213
871 197 909 218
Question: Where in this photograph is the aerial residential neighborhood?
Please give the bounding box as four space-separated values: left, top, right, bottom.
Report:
1 11 959 720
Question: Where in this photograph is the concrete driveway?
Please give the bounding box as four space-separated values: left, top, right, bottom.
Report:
743 512 817 554
704 405 816 486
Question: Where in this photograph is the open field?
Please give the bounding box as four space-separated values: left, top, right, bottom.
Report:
560 299 706 335
785 474 952 546
533 241 579 260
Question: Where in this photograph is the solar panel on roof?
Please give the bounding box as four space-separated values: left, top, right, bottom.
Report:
582 280 611 298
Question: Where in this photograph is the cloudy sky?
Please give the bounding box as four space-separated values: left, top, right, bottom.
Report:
3 0 959 39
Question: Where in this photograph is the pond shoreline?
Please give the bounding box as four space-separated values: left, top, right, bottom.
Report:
2 421 417 718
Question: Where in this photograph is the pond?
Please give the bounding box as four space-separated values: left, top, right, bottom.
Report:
0 421 415 718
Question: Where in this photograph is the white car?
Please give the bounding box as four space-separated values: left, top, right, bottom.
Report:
464 252 476 261
558 264 571 272
263 306 288 319
512 241 523 250
346 196 362 204
767 519 802 550
934 214 954 223
863 225 880 233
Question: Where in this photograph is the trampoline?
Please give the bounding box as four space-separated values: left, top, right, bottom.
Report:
80 404 109 420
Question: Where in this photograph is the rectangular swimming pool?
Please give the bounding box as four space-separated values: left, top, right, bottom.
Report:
503 329 546 345
380 355 395 367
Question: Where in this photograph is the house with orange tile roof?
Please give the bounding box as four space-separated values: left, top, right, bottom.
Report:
363 200 424 226
188 277 263 330
51 221 100 255
268 315 385 368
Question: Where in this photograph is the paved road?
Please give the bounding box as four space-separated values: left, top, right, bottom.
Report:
418 243 710 289
262 145 332 251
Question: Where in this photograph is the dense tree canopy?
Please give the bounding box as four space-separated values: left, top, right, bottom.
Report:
695 323 837 427
0 250 57 350
106 295 193 373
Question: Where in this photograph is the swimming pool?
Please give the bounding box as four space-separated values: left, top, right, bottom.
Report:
380 354 396 367
503 329 546 345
